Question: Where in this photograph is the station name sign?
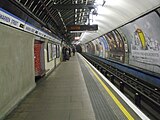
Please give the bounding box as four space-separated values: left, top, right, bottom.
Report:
0 8 60 43
67 24 98 31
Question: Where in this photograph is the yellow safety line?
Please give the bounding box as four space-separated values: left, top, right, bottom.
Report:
85 61 134 120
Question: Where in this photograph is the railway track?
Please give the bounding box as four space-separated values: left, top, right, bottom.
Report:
82 53 160 120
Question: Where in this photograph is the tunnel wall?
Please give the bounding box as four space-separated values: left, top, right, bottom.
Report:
83 9 160 75
82 9 160 87
0 24 36 119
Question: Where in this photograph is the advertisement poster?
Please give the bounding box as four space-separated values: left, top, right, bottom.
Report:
104 30 125 62
98 36 109 58
84 44 88 52
120 12 160 73
95 38 104 58
86 42 95 54
81 44 86 52
91 40 99 55
93 39 102 56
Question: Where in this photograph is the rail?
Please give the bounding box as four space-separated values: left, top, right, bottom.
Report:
82 53 160 120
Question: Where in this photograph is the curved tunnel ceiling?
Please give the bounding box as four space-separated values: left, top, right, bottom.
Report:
80 0 160 44
8 0 160 43
11 0 96 43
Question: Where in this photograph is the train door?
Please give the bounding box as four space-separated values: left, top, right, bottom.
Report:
34 40 45 77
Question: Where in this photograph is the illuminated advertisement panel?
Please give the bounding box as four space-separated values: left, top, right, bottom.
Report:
98 36 109 58
120 12 160 73
86 41 95 54
104 30 125 62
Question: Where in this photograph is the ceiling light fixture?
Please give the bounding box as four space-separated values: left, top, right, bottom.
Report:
95 0 106 6
75 36 80 40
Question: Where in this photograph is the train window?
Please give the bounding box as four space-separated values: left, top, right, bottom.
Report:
47 42 52 62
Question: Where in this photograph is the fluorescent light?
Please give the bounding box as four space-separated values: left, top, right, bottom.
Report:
95 0 105 5
75 36 80 40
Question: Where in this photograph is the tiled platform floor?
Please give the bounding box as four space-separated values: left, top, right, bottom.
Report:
5 54 96 120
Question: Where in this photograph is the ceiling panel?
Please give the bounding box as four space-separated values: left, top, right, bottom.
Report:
80 0 160 44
